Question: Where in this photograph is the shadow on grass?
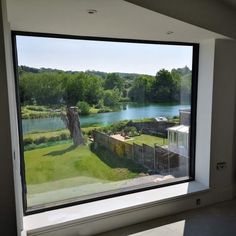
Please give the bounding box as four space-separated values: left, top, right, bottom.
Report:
91 145 148 174
43 145 76 157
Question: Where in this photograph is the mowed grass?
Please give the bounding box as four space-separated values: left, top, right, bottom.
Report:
24 143 141 186
125 134 167 147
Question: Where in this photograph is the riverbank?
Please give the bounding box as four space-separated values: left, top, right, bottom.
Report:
21 104 117 119
22 103 187 134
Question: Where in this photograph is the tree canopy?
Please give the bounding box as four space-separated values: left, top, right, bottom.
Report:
18 66 192 107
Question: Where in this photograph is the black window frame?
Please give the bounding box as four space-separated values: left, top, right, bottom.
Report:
11 31 199 215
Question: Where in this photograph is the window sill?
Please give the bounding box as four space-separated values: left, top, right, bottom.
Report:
23 181 209 235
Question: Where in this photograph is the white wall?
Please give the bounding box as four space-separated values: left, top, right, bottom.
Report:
195 39 215 187
210 39 236 192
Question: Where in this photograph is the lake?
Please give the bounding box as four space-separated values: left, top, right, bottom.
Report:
22 103 190 134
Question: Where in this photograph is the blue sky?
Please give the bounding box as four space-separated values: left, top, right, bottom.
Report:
16 36 193 76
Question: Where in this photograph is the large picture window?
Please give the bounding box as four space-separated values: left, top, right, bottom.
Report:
13 32 198 214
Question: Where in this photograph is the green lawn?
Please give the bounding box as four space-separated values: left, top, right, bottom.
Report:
24 143 144 187
125 134 167 147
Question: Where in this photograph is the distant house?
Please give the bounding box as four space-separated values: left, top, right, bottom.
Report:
167 109 190 157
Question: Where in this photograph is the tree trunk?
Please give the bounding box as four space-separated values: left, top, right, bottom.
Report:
61 106 84 147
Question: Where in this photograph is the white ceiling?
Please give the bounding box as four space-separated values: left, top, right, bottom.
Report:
6 0 225 43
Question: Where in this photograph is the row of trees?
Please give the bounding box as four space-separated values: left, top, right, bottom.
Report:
129 68 191 103
19 71 125 107
19 66 191 108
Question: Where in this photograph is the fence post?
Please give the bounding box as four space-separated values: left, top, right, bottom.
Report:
142 144 145 165
168 149 171 175
132 142 134 160
154 144 156 171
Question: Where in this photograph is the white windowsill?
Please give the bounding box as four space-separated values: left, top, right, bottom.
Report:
23 181 209 234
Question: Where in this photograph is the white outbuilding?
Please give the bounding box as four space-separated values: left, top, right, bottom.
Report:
167 125 189 157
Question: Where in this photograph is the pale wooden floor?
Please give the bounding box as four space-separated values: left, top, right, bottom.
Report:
98 198 236 236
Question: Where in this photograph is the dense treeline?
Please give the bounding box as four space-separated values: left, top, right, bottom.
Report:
19 66 191 110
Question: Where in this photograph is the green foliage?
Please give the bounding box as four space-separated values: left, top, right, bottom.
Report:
25 105 47 111
63 73 86 105
21 105 61 119
19 66 191 109
95 99 104 109
104 73 125 91
83 75 104 105
23 130 71 148
103 89 120 107
76 101 90 115
63 72 104 105
128 75 155 102
19 72 65 105
109 120 129 133
128 68 191 104
24 137 34 146
123 126 139 137
153 69 180 102
24 140 71 151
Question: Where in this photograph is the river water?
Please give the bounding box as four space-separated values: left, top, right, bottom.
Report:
22 103 190 134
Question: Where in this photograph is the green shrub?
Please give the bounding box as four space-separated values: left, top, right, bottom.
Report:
77 101 90 115
173 115 179 119
59 133 70 140
110 120 128 133
23 137 34 146
123 126 139 137
103 89 120 107
48 136 59 142
34 136 47 145
129 127 139 137
95 99 104 109
26 105 46 111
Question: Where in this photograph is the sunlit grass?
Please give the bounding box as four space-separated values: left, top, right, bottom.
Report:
24 143 142 186
125 134 167 147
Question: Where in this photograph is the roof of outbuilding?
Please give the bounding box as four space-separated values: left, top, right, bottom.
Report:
167 125 189 133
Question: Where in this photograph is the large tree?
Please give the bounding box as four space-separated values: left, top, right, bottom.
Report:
104 73 125 92
128 75 155 103
153 69 180 102
61 107 84 147
19 72 65 105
